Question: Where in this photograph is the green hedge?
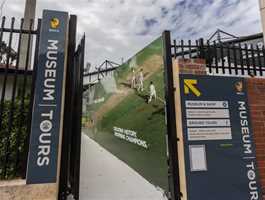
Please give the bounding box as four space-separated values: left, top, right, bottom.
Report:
0 98 30 179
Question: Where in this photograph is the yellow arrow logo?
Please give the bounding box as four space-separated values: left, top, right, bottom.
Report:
184 79 201 97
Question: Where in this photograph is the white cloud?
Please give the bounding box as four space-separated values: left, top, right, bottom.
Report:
1 0 262 68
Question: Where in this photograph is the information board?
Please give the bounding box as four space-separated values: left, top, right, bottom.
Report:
26 10 68 184
178 74 262 200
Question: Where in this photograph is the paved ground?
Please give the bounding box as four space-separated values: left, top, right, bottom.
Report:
79 134 167 200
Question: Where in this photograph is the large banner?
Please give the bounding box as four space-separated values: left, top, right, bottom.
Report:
84 37 168 194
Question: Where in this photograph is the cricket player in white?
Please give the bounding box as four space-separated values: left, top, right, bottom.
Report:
138 69 144 92
148 81 156 103
131 69 136 88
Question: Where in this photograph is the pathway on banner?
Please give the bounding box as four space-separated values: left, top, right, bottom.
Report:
79 134 167 200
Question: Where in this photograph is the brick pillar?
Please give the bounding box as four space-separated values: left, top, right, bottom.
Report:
177 58 207 75
247 78 265 199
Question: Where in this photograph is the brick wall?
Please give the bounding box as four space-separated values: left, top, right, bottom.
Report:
177 58 265 199
247 78 265 198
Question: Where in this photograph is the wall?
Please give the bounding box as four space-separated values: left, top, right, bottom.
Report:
177 58 206 75
0 180 57 200
247 78 265 197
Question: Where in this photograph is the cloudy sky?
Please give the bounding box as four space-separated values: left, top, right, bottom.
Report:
1 0 262 69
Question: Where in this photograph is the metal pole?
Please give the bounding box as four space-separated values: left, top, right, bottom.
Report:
259 0 265 44
19 0 36 69
162 30 181 200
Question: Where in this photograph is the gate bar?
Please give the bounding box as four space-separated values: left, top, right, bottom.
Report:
162 30 181 200
59 15 77 200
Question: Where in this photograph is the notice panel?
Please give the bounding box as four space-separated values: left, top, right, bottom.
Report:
179 74 262 200
186 109 230 118
189 145 207 172
187 127 232 141
187 119 231 127
185 101 229 108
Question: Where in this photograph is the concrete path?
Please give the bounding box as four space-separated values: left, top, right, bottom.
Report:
79 134 167 200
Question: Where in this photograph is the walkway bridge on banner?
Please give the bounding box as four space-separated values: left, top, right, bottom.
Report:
83 60 120 87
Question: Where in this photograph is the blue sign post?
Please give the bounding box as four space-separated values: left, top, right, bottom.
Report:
178 74 262 200
26 10 68 184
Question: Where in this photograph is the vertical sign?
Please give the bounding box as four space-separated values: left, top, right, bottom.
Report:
177 74 262 200
26 10 68 184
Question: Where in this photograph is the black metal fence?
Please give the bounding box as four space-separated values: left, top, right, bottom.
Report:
171 38 265 76
0 17 40 180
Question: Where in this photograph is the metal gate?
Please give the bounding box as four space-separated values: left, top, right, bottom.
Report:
58 15 85 200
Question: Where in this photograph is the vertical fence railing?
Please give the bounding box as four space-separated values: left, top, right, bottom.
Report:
59 15 77 200
0 17 40 180
171 38 265 77
59 29 85 200
72 35 85 200
162 31 181 200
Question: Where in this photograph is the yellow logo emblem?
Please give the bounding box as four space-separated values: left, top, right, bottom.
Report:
184 79 201 97
235 81 243 93
50 18 60 29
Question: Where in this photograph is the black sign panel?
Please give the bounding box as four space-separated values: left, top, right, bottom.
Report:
26 10 68 184
179 74 262 200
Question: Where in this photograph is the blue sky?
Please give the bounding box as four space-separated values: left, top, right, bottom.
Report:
2 0 262 68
